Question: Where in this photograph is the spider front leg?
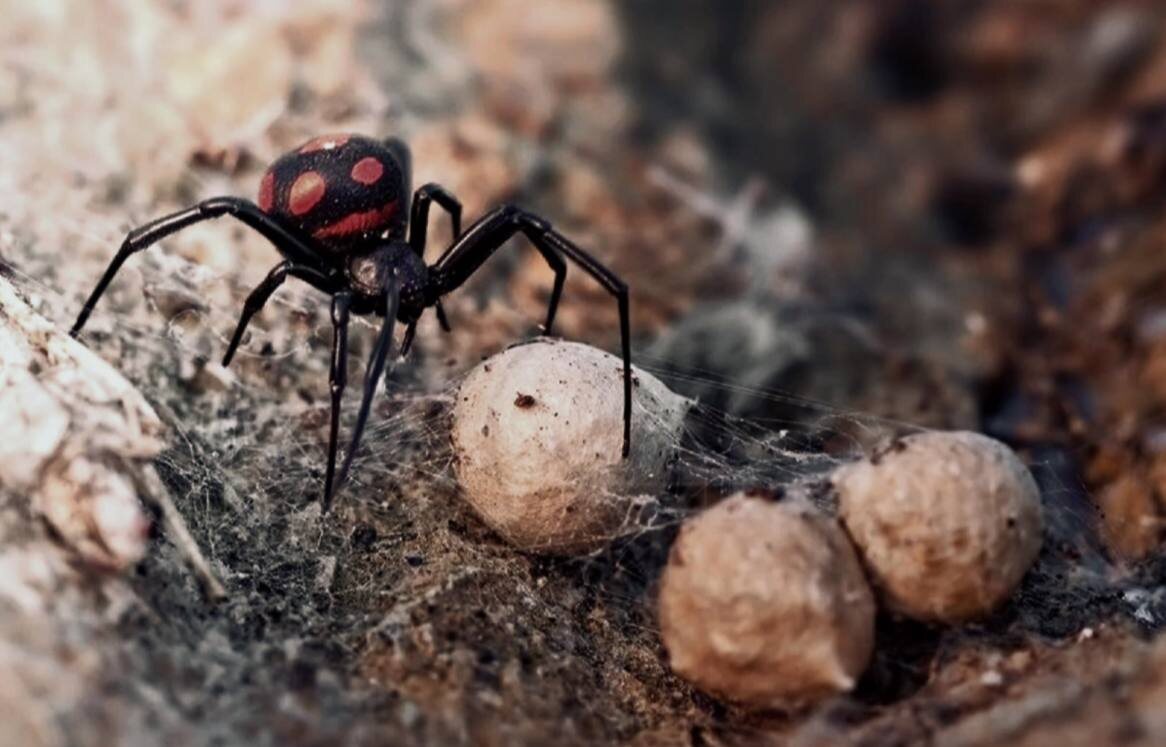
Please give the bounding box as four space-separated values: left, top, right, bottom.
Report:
323 292 353 505
71 197 332 337
326 275 400 510
433 205 631 457
222 261 338 367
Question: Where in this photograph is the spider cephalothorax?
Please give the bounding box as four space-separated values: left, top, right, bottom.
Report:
71 133 631 510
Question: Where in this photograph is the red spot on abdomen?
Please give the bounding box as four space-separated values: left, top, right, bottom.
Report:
289 171 326 216
257 171 275 212
313 200 399 240
351 157 384 185
299 134 351 154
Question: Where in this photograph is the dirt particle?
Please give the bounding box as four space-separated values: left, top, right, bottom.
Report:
870 436 908 465
744 486 785 502
350 523 378 551
287 660 317 691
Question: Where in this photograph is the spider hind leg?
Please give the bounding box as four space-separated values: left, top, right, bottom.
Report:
433 205 631 458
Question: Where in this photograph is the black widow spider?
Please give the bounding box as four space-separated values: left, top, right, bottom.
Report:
70 134 631 510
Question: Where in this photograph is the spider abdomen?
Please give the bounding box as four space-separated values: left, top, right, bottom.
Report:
258 134 408 252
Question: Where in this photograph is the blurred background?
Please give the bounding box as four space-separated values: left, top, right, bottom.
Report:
6 0 1166 744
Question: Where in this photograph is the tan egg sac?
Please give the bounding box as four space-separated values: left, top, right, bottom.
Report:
834 430 1043 624
451 339 690 554
658 494 876 709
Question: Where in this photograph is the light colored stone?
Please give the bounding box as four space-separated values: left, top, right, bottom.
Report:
0 279 163 570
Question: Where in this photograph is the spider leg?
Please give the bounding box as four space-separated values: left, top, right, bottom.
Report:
431 206 568 335
325 275 401 511
323 292 353 505
433 205 631 457
71 197 333 337
434 303 451 332
222 261 338 367
535 238 567 335
400 320 419 358
409 183 463 252
393 318 419 395
409 183 461 334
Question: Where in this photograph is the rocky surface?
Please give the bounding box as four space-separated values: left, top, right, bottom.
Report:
4 1 1166 745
